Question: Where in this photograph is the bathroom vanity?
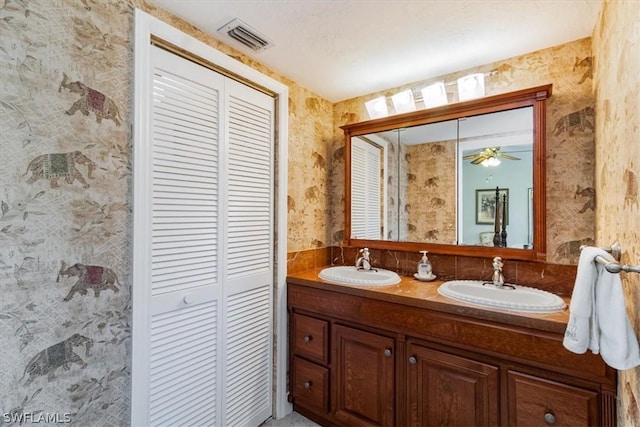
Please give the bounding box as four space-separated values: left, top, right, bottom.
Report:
287 269 616 426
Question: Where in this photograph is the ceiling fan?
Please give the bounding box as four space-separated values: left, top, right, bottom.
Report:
462 147 520 167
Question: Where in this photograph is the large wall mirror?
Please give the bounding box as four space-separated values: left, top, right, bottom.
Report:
342 85 552 261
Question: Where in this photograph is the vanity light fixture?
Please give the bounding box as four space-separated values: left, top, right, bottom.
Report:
365 96 389 119
421 82 448 108
391 89 416 114
457 73 485 101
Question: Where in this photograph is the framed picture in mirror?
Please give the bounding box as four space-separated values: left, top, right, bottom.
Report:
476 188 508 224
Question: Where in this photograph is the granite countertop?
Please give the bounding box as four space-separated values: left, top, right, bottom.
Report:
287 267 571 335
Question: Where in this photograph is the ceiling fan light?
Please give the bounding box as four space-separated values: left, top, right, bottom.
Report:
365 96 389 119
421 82 448 108
457 73 485 101
481 157 501 167
391 90 416 114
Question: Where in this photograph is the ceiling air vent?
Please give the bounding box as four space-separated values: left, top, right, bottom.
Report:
217 18 274 53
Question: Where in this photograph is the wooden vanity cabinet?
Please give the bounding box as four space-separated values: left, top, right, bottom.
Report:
287 281 617 426
332 324 395 426
507 370 599 426
292 312 329 364
290 312 396 426
290 313 331 417
407 342 499 426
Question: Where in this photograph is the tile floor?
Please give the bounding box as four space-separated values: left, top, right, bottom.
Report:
261 411 319 427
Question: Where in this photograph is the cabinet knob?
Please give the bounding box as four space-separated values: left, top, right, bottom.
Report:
304 381 312 390
183 295 194 304
384 348 392 357
544 412 556 425
303 335 312 343
408 356 417 365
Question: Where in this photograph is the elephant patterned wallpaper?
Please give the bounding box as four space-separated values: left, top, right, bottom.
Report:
406 141 456 244
332 37 596 265
384 136 404 240
1 1 133 424
286 90 334 252
0 0 332 423
593 0 640 424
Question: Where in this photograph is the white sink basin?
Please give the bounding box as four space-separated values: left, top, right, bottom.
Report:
438 280 566 313
319 266 401 286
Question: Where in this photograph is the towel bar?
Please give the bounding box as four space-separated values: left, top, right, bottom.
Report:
580 240 640 274
593 255 640 274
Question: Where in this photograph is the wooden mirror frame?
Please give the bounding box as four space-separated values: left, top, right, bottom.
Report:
341 84 552 262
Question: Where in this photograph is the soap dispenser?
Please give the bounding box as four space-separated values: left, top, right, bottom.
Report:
416 251 434 280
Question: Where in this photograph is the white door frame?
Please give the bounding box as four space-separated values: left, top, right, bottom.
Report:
133 9 290 422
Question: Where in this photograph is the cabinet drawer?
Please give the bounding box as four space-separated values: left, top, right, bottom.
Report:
507 370 599 426
292 312 329 364
293 356 329 414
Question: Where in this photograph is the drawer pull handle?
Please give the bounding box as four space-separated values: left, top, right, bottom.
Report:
304 381 312 390
408 356 417 365
544 412 556 425
384 348 392 357
304 335 312 343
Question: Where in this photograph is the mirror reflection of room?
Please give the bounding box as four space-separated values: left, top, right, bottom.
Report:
459 107 533 248
350 106 534 249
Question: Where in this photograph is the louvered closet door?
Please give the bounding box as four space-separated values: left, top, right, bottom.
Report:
351 137 381 239
221 79 275 427
147 45 223 426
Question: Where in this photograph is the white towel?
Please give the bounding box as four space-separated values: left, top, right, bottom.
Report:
563 246 640 370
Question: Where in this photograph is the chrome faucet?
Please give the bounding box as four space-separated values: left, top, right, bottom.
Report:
355 248 373 271
492 256 505 287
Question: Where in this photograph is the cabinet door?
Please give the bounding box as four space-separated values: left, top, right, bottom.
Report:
407 343 499 427
507 370 599 426
332 324 395 426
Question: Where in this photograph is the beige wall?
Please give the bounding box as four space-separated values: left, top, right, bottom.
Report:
333 37 596 265
593 0 640 424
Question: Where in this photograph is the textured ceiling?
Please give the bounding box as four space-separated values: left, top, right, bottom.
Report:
148 0 602 103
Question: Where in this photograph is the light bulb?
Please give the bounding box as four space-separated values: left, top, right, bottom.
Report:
481 157 501 167
457 73 485 101
365 96 389 119
391 90 416 114
421 82 448 108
